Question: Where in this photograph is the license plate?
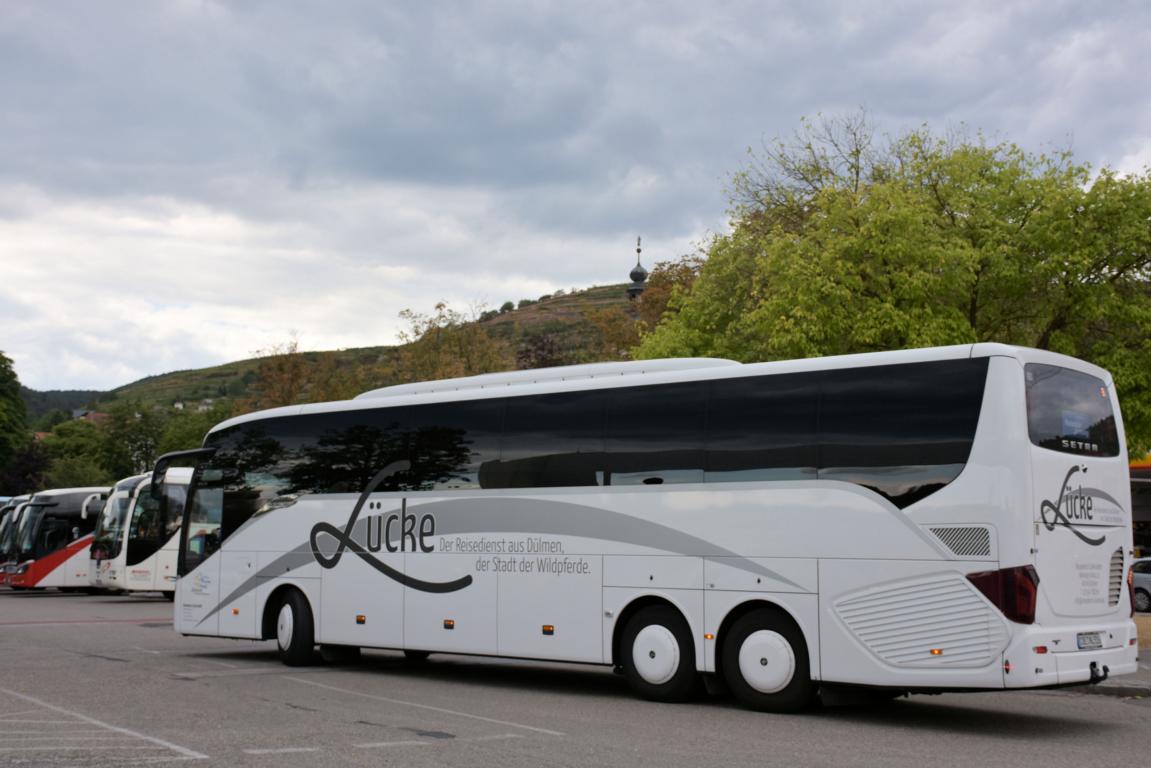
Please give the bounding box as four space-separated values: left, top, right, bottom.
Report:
1077 632 1103 650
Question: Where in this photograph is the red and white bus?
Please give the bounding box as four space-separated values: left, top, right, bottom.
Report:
0 495 31 587
7 487 108 591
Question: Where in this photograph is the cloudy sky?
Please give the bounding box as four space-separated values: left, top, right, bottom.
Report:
2 0 1149 391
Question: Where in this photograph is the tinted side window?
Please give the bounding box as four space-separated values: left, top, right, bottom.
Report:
1025 363 1119 457
401 399 503 491
818 358 988 507
286 409 408 495
604 382 706 485
493 391 604 488
707 372 818 481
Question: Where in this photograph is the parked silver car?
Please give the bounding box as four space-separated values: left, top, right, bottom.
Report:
1135 558 1151 613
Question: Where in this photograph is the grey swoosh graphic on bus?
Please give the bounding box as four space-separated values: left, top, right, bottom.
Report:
194 493 806 627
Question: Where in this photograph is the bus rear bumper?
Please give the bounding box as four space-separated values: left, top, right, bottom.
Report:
1003 620 1139 689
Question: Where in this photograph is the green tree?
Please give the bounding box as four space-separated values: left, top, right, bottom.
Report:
0 439 49 494
635 254 706 332
637 115 1151 454
0 351 28 476
32 409 72 433
157 405 232 455
101 401 166 478
390 303 513 383
240 338 310 412
42 419 104 462
44 455 109 488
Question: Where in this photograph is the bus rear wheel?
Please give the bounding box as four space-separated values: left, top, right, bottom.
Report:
621 605 699 702
275 590 316 666
721 608 816 713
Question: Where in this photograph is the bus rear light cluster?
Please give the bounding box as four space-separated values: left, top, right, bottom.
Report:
967 565 1040 624
1129 567 1136 618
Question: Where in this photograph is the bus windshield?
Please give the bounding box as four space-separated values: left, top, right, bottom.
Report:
0 510 12 551
0 507 24 557
16 508 44 558
92 489 134 559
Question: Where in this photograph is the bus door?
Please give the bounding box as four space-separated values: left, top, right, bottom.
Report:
176 470 225 635
1026 363 1132 627
126 486 165 589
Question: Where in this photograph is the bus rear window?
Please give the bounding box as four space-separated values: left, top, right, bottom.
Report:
1025 363 1119 457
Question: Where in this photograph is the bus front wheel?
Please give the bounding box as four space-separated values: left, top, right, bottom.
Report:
275 590 316 666
721 608 816 713
621 605 699 702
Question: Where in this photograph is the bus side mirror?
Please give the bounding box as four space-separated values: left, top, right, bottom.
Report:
151 447 218 499
80 492 106 521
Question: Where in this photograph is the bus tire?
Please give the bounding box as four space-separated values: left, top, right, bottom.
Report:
620 605 699 702
1136 588 1150 613
275 590 316 666
721 608 816 713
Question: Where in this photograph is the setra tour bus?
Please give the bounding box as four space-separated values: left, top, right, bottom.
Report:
8 487 108 590
90 470 191 598
154 344 1140 712
0 495 31 587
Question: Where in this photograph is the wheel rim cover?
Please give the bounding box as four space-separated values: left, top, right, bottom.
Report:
277 604 294 649
737 630 794 694
1138 592 1149 611
633 625 680 685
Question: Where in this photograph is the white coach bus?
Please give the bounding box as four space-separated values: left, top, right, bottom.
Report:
89 470 192 598
155 344 1139 712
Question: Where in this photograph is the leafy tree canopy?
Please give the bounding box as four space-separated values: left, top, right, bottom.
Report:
636 113 1151 454
0 351 28 474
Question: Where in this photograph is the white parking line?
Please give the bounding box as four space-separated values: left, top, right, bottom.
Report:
354 741 432 749
0 736 143 741
283 677 565 736
0 746 169 752
0 688 209 760
242 747 322 755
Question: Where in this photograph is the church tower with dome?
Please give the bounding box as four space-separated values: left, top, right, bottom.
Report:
627 236 648 300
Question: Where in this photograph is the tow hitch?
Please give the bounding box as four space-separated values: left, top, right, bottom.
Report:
1088 661 1110 684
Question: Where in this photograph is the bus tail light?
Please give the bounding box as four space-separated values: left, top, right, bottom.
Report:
1129 567 1136 618
967 565 1040 624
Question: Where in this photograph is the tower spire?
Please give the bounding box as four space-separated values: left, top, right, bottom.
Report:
627 235 648 300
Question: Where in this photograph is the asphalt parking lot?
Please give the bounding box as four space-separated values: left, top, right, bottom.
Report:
1 590 1148 768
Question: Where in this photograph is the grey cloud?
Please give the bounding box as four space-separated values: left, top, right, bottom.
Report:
3 0 1151 389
